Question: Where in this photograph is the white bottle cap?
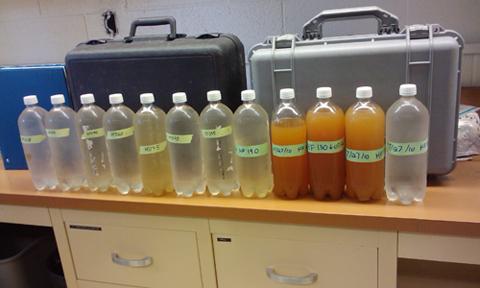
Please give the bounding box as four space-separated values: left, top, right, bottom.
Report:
80 93 95 104
207 90 222 102
399 84 417 97
172 92 187 104
109 93 124 104
51 94 65 105
23 95 38 105
280 88 295 100
316 87 332 99
356 86 372 99
140 93 155 104
241 90 256 101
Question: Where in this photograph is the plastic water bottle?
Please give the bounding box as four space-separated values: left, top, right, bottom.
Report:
77 93 112 192
45 94 85 191
17 95 58 190
386 84 429 204
200 90 238 196
233 90 273 198
103 93 142 194
135 93 173 196
271 88 308 199
166 92 205 197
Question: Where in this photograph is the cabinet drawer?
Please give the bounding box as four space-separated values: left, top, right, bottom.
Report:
67 224 203 288
213 234 378 288
0 204 51 226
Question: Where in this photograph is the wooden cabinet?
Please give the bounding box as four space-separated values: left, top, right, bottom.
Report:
210 220 397 288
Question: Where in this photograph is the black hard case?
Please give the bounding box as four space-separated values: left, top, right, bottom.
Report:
65 17 246 112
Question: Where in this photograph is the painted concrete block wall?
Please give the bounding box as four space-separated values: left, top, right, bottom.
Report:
0 0 479 85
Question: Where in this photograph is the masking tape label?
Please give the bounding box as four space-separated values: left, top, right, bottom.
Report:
272 143 306 157
106 126 134 140
21 134 46 144
346 147 385 163
307 138 344 154
235 143 269 158
166 133 193 144
46 128 70 138
387 139 428 156
202 126 232 138
139 141 167 155
81 128 105 140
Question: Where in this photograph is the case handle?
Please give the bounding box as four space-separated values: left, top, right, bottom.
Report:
111 253 153 268
302 6 400 40
266 267 318 285
128 16 177 40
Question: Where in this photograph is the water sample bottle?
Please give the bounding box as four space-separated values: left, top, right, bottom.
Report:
200 90 238 196
77 93 112 192
386 84 429 204
345 87 385 201
306 87 345 200
18 95 58 190
135 93 173 196
271 88 308 199
104 93 142 194
233 90 273 198
45 94 85 191
165 92 205 197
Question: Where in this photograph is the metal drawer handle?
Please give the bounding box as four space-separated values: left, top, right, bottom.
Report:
111 253 153 268
266 266 318 285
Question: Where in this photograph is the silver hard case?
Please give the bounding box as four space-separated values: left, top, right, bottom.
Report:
249 6 464 175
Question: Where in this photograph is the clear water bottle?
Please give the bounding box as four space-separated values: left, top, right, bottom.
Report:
233 90 273 198
103 93 142 195
17 95 58 190
135 93 173 196
166 92 205 197
200 90 238 196
386 84 429 204
45 94 85 191
77 93 112 192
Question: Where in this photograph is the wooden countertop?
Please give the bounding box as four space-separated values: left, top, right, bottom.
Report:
0 157 479 237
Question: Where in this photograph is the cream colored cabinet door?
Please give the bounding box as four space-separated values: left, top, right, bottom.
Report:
213 234 377 288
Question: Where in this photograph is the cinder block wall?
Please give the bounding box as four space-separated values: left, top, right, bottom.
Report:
1 0 479 85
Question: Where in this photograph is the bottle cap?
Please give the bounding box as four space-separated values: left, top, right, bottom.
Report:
172 92 187 104
51 94 65 105
207 90 222 102
140 93 155 104
316 87 332 99
280 88 295 100
241 90 256 101
356 86 372 99
80 93 95 104
109 93 124 104
23 95 38 106
399 84 417 97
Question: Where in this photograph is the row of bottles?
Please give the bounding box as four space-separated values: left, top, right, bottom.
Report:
271 84 429 204
18 84 428 204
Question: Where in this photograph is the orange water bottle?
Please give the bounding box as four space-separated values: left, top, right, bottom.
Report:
345 86 385 201
306 87 345 200
271 88 309 199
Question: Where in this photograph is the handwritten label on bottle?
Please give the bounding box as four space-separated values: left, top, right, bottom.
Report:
106 127 134 140
46 128 70 138
139 141 167 155
387 139 428 156
201 126 232 138
166 133 193 144
81 128 105 140
21 134 46 144
307 138 344 154
235 143 269 158
346 147 385 163
272 143 306 157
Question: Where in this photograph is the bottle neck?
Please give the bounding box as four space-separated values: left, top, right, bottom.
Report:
174 102 186 107
142 103 154 108
111 103 123 107
25 104 37 108
53 103 64 108
209 100 221 105
280 98 295 105
243 100 255 105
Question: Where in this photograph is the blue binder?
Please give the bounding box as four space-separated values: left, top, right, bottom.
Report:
0 64 72 169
